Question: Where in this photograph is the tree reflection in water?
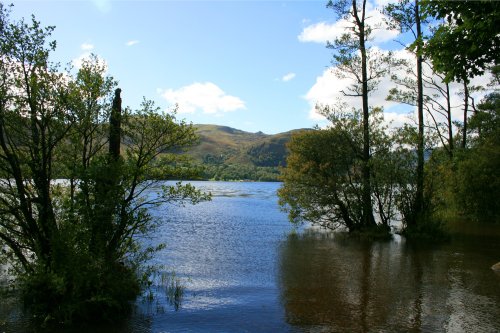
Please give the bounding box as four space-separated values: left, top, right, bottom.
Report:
278 229 500 332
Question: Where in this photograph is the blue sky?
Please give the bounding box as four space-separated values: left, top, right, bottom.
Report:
9 0 491 134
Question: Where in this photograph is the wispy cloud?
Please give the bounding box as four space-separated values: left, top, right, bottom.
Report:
80 43 94 51
298 8 398 45
282 72 296 82
304 49 411 122
304 47 493 128
298 21 350 44
160 82 246 115
125 40 140 47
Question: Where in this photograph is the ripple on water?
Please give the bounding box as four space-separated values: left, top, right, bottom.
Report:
2 181 500 333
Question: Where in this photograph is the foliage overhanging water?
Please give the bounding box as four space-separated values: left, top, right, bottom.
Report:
1 181 499 332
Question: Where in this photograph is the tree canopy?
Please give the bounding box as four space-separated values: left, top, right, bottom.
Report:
421 0 500 82
280 0 499 237
0 4 208 324
279 105 411 234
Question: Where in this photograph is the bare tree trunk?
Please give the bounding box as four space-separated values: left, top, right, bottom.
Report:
109 88 122 160
414 0 425 223
353 0 375 228
92 88 122 256
462 81 469 149
445 82 454 158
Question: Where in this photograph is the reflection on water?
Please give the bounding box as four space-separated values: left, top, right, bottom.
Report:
1 181 500 332
279 229 500 332
142 181 295 332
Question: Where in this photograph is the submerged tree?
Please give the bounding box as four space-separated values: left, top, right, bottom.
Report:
0 6 208 324
325 0 395 229
279 1 404 234
279 104 409 234
384 0 426 227
279 106 365 231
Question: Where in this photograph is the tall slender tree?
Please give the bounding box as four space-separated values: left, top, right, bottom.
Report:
326 0 393 228
384 0 425 225
387 60 456 159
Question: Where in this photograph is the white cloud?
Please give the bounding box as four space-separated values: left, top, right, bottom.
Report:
160 82 246 115
298 21 349 44
305 48 412 122
298 7 398 45
72 53 91 69
367 8 400 43
305 67 413 127
71 52 108 71
282 72 296 82
374 0 394 7
445 73 494 121
304 68 357 121
126 40 139 47
80 43 94 51
304 47 495 129
384 111 414 128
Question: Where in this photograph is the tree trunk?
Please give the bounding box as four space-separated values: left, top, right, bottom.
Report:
414 0 425 223
446 82 454 158
92 88 122 257
109 88 122 160
462 81 469 149
353 0 375 228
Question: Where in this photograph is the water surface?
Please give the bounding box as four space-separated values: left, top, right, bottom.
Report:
1 181 499 332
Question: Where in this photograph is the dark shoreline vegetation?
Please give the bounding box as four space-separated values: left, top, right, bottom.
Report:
278 0 499 240
0 4 211 327
0 0 499 330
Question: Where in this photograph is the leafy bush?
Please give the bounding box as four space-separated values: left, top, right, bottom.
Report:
0 6 208 326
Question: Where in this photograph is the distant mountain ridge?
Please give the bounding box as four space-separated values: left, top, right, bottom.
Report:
185 124 310 181
190 124 309 168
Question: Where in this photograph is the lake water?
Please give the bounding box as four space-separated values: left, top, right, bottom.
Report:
1 181 499 332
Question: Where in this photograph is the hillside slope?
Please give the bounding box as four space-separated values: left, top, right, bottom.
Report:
190 124 307 167
187 124 310 181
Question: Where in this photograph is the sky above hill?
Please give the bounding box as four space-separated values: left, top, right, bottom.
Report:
9 0 492 134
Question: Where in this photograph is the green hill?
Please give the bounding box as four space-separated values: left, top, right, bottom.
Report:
187 124 310 181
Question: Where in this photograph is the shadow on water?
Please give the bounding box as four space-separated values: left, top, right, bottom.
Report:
2 181 499 332
278 229 500 332
0 297 153 333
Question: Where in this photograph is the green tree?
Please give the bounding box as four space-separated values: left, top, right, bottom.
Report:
0 4 68 275
279 104 403 234
454 93 500 222
0 6 208 324
384 0 426 226
418 0 499 224
60 54 116 206
421 0 500 149
387 60 456 158
326 0 394 228
421 0 500 83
